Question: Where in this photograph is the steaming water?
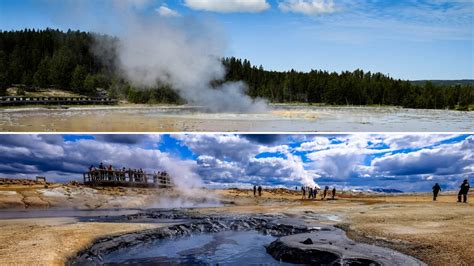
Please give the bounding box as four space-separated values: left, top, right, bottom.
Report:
101 230 295 265
1 105 472 132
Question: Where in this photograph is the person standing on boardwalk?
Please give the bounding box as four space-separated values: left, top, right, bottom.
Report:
253 185 257 197
258 186 262 197
432 183 441 201
332 187 336 199
301 186 306 199
458 179 470 203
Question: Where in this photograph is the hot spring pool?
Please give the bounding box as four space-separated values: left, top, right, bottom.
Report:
101 230 295 265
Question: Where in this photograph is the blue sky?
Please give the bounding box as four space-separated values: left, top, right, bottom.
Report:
0 0 472 80
0 134 472 192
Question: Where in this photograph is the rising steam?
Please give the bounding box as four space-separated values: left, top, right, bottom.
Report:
286 152 320 189
155 154 220 208
95 9 268 113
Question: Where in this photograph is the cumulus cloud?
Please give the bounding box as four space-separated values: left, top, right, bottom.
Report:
1 134 472 192
382 134 461 150
279 0 337 15
0 135 201 189
372 136 473 176
184 0 271 13
296 136 331 151
156 5 181 17
174 134 260 162
176 134 319 187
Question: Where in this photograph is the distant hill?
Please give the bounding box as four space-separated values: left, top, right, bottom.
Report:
411 80 474 86
369 188 404 193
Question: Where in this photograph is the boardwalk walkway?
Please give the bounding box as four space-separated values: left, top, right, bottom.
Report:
0 96 117 106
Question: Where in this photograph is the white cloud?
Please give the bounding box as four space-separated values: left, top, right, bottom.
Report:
184 0 271 13
371 137 474 177
259 144 290 154
279 0 337 15
296 136 331 151
174 134 259 161
156 5 181 17
382 134 461 150
1 134 472 192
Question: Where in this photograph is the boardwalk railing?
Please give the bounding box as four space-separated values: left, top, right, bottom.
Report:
0 96 118 106
83 170 172 188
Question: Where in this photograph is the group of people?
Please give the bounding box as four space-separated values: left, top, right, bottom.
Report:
432 179 470 203
253 185 263 197
300 185 336 200
87 163 169 184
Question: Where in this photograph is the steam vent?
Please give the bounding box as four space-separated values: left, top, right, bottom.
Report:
83 167 172 188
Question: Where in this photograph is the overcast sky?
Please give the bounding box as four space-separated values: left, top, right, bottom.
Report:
0 134 472 192
0 0 472 80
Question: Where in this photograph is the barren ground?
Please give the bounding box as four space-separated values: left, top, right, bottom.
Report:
0 182 472 265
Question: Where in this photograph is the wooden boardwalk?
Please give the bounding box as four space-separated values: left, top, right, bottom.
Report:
83 169 173 188
0 96 118 106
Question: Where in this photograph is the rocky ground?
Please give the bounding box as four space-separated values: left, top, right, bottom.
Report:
0 182 472 265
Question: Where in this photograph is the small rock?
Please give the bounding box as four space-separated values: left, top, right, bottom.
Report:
301 238 313 245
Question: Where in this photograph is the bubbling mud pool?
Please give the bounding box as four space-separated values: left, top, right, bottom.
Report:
70 211 425 266
101 230 290 265
1 105 472 132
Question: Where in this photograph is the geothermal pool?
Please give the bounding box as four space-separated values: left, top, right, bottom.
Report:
71 210 425 266
101 230 291 265
0 104 472 132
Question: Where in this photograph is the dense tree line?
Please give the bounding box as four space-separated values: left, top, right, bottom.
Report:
0 28 181 104
223 58 473 110
0 29 472 110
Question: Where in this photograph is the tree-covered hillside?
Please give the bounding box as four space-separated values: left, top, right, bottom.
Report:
0 29 472 110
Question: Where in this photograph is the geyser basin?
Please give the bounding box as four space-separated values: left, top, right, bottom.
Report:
101 230 291 265
1 105 472 132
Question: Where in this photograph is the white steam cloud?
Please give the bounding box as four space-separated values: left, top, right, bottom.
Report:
50 0 268 112
286 152 320 188
156 152 220 208
95 6 268 113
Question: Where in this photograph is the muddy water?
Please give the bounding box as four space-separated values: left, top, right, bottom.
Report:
0 105 472 132
101 230 293 265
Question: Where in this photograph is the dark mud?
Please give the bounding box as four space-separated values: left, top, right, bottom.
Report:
69 210 426 265
266 229 425 265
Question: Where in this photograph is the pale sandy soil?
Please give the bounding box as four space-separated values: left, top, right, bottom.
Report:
0 181 174 209
0 218 169 265
0 184 472 265
206 189 474 266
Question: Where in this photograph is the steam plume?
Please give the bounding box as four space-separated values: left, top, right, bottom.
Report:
286 152 320 188
96 10 268 112
156 154 220 208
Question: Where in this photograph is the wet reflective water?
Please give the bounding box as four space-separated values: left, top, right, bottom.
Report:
101 230 294 265
0 105 472 132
